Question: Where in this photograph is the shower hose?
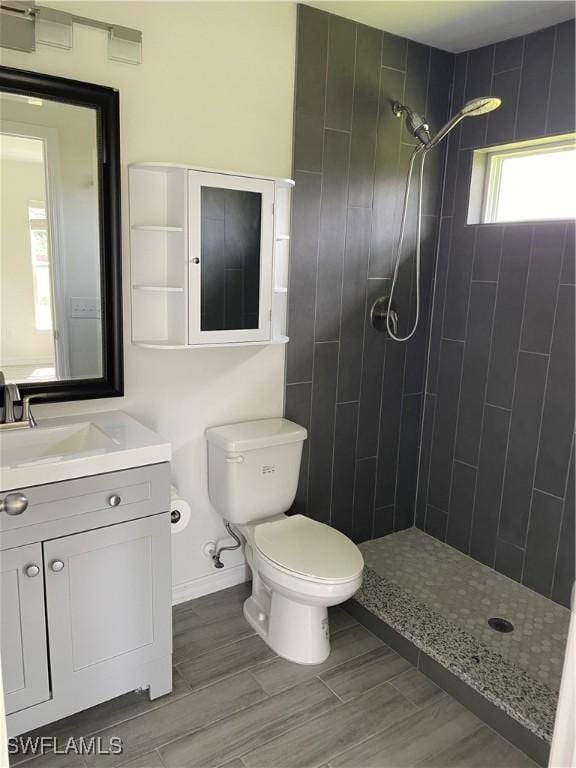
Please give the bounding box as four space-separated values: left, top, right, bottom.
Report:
386 145 428 342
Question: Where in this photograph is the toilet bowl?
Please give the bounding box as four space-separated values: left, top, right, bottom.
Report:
205 418 364 664
240 514 363 663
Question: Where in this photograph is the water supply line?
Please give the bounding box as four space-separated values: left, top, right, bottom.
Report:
212 522 242 569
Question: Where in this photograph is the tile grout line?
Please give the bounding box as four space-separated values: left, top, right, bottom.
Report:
533 487 566 502
421 317 442 532
543 26 558 136
492 223 534 568
372 337 390 536
466 229 503 555
134 681 290 766
445 45 492 540
304 9 330 516
250 679 417 768
292 168 322 176
314 675 347 704
354 27 385 540
484 401 511 412
69 667 272 768
520 224 567 586
389 36 411 531
512 37 526 141
328 20 357 527
232 677 372 766
445 225 478 544
550 433 575 599
396 45 431 532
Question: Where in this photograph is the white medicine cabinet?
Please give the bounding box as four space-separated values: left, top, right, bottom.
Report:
128 163 293 348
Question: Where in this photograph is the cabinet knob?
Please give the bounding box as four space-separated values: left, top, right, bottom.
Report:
25 564 40 578
108 494 122 507
0 492 28 516
192 257 200 265
50 560 65 573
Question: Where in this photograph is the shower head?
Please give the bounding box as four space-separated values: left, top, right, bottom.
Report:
392 102 431 147
426 95 502 148
460 96 502 116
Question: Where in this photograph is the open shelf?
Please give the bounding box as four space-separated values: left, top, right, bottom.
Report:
129 162 293 349
131 225 184 232
133 336 289 350
132 340 189 349
133 285 184 293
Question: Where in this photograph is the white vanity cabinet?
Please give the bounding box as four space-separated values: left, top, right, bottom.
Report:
0 462 172 737
44 515 170 707
1 543 50 715
129 163 293 348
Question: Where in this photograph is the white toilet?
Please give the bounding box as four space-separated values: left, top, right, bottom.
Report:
206 418 364 664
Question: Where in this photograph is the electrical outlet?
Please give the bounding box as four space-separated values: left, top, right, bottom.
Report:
70 297 100 319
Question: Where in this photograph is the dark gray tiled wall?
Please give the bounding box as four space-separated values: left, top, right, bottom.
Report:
286 4 452 541
418 20 576 607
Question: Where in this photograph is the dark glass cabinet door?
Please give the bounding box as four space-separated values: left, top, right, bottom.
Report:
189 172 274 344
200 187 262 332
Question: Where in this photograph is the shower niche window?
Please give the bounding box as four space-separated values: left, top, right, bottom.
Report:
129 164 292 348
468 133 576 224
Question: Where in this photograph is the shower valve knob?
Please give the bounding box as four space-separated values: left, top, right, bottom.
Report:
370 296 398 336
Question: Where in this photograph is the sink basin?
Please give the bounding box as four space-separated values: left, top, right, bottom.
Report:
0 422 117 468
0 411 171 491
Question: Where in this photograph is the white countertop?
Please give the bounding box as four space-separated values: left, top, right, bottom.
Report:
0 411 171 491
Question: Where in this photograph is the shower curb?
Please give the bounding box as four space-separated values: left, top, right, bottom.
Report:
344 566 554 767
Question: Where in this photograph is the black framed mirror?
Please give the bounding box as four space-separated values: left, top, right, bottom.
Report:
0 66 123 403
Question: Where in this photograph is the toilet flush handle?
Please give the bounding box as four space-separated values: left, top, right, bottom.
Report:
225 455 245 464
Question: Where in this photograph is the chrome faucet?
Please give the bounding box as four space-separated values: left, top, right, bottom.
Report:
3 382 20 424
22 394 37 427
1 372 37 430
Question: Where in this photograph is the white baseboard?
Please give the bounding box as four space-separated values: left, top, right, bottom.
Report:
172 563 251 605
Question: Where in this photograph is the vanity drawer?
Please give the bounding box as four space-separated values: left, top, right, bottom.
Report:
0 463 170 548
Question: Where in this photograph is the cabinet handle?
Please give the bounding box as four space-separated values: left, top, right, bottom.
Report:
192 258 200 265
25 564 40 578
108 494 122 507
0 492 28 516
50 560 65 573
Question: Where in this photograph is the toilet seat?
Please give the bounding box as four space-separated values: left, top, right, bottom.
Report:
253 515 364 583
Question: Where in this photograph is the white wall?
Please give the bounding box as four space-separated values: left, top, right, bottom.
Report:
0 1 296 600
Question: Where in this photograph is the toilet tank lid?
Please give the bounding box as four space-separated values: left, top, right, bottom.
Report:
205 418 307 452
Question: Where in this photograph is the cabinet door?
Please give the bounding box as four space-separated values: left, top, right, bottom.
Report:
43 515 171 699
1 543 50 714
188 171 274 345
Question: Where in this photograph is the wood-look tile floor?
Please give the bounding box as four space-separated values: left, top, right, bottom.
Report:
11 584 537 768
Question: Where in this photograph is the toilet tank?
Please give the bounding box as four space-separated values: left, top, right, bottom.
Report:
205 419 307 524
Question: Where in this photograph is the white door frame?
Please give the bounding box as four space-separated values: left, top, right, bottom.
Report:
1 119 70 379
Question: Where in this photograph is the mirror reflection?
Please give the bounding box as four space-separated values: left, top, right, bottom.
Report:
200 186 262 332
0 92 102 383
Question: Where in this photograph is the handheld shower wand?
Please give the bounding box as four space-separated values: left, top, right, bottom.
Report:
383 96 501 343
